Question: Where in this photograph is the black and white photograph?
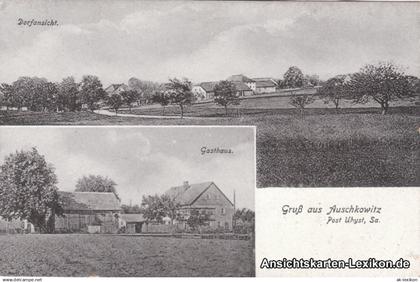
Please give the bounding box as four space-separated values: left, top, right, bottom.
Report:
0 126 255 277
0 1 418 188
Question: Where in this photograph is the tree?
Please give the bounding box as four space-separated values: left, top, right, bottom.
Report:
234 208 255 222
75 175 119 199
107 93 123 115
318 75 350 110
152 91 170 116
0 148 63 233
304 74 320 87
160 194 180 225
347 62 415 115
57 76 81 112
233 208 255 234
120 90 138 112
186 209 210 231
141 194 180 223
128 77 161 104
289 95 314 114
34 81 58 112
79 75 106 112
11 77 47 111
0 83 13 110
283 66 304 88
121 204 142 214
406 76 420 96
165 78 193 118
213 80 240 116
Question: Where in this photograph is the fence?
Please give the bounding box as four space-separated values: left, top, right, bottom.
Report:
0 219 25 234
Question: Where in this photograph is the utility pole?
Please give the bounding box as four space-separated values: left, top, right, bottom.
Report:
233 190 236 230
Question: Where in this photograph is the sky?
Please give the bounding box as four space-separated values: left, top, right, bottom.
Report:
0 126 255 209
0 1 418 86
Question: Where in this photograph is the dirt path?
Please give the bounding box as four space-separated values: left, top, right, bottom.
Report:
94 109 228 120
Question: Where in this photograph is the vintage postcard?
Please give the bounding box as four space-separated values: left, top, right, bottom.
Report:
0 0 419 280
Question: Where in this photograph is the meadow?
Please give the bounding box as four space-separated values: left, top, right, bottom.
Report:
0 234 254 277
0 105 418 187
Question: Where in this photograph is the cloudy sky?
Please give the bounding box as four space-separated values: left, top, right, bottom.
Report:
0 127 255 209
0 1 418 86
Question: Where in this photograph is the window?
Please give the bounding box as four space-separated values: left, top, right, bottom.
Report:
221 208 225 215
206 194 210 199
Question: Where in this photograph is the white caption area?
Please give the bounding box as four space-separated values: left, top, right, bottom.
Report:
256 188 419 277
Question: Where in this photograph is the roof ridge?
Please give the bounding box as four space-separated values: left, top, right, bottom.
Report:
60 191 117 194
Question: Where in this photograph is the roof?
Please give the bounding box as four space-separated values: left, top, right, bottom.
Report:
227 74 255 83
199 81 218 92
255 80 277 88
166 182 213 206
58 191 121 211
232 81 252 91
105 84 128 93
120 213 145 223
165 181 233 206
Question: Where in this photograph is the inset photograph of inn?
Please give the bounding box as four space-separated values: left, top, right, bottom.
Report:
0 126 255 277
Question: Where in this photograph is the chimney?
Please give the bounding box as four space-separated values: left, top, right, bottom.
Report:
183 181 190 189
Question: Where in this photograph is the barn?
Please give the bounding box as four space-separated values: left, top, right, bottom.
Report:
55 191 121 233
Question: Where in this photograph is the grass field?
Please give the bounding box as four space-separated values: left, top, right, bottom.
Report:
0 106 418 187
116 96 416 117
0 234 254 277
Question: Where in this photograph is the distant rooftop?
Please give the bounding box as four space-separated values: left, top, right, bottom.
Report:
227 74 255 83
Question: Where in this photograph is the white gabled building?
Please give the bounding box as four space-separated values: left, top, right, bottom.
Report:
252 78 278 94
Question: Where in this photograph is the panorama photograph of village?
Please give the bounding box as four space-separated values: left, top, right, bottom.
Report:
0 1 419 188
0 126 255 276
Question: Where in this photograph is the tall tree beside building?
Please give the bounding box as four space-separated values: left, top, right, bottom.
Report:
79 75 106 111
214 80 240 116
283 66 304 88
347 62 415 115
57 76 81 112
0 83 13 110
121 204 142 214
75 175 119 199
141 194 179 223
165 78 193 118
0 148 63 233
152 90 171 116
120 90 138 112
128 77 160 104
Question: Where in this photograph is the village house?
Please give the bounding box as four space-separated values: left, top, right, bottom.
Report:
252 78 278 94
231 81 254 97
192 80 253 100
54 191 121 234
192 82 217 101
165 181 235 230
227 74 256 92
104 83 129 96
